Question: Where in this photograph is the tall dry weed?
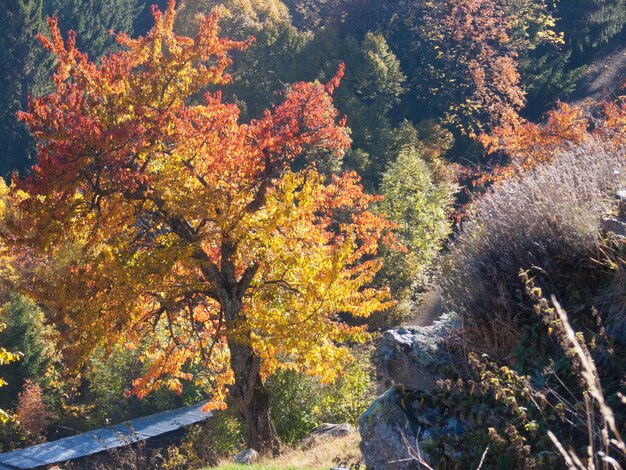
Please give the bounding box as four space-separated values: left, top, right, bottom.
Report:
441 139 626 359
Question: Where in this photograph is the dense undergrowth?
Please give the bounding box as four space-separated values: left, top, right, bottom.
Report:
421 140 626 468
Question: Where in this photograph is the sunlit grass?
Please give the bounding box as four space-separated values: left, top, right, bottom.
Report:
205 432 361 469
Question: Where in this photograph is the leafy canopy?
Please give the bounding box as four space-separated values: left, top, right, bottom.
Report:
12 0 395 410
481 98 626 180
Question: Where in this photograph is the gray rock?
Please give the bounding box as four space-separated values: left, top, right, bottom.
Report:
359 386 472 469
377 313 457 392
301 423 355 449
233 448 260 465
360 314 472 468
359 387 421 469
613 190 626 217
602 217 626 237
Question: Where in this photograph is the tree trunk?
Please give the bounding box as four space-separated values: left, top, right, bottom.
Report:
228 336 281 455
214 245 278 454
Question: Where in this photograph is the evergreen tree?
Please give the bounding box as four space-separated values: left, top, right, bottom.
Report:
557 0 626 52
134 0 169 36
508 0 583 114
0 295 54 409
175 0 310 119
281 0 342 31
294 30 407 187
0 0 53 177
45 0 140 60
282 0 401 37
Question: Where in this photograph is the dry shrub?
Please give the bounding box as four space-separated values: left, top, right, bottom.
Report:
441 139 626 359
594 234 626 343
64 438 165 470
15 379 54 444
546 298 626 469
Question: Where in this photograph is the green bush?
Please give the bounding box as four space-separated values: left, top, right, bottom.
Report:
378 122 455 316
164 410 245 469
267 349 375 445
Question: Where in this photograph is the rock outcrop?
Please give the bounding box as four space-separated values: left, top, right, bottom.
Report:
300 423 355 450
376 313 456 393
359 387 419 469
233 448 260 465
359 385 472 469
360 313 462 469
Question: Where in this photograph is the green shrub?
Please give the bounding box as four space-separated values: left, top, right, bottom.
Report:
379 122 455 297
267 349 375 445
0 294 54 408
267 371 322 444
164 410 245 469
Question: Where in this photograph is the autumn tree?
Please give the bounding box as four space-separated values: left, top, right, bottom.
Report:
480 98 626 178
11 1 394 453
14 380 53 444
402 0 527 135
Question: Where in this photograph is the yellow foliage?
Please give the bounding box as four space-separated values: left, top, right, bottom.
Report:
10 1 396 422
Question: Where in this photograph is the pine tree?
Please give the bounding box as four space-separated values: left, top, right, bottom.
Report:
175 0 310 120
292 30 408 187
0 0 54 176
0 295 53 409
557 0 626 51
46 0 140 60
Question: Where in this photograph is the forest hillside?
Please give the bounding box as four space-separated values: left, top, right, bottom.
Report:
0 0 625 468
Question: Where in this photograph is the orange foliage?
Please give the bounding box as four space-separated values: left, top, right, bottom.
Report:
15 380 54 444
10 0 395 432
415 0 526 135
480 98 626 180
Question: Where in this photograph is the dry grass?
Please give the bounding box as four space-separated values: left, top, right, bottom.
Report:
210 432 362 469
547 298 626 470
441 139 626 360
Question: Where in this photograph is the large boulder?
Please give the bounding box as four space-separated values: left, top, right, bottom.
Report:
359 386 472 469
377 313 457 392
360 314 465 469
300 423 355 449
233 448 260 465
359 387 420 469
